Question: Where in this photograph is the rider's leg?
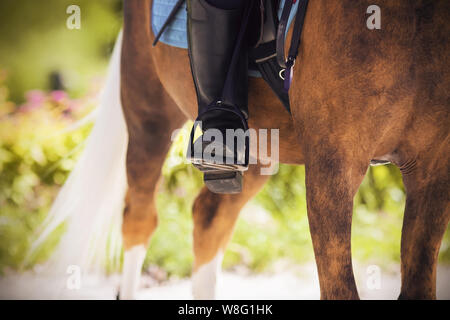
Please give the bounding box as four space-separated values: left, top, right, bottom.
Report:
186 0 252 194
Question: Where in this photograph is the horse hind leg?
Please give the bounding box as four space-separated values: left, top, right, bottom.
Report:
119 103 184 300
118 37 186 299
398 144 450 300
191 164 269 299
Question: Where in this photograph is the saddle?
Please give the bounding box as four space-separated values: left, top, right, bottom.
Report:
153 0 309 114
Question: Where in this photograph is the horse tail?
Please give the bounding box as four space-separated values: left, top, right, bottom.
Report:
20 30 128 298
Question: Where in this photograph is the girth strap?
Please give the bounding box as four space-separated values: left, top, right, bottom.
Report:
276 0 309 91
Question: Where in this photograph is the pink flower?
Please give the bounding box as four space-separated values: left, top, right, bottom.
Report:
22 90 46 110
50 90 68 103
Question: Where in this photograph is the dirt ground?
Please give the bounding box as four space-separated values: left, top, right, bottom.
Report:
1 263 449 300
135 263 450 300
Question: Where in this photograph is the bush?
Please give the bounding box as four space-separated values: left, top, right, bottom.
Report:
0 74 95 273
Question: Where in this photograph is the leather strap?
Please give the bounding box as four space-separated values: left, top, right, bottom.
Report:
221 0 255 111
276 0 309 91
276 0 295 68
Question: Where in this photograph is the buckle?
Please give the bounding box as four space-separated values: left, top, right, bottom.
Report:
284 56 296 92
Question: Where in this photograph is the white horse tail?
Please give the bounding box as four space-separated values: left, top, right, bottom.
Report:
16 31 128 299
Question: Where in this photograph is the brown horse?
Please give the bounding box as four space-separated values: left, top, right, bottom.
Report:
118 0 449 299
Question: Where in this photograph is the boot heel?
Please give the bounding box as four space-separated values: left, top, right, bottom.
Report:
204 170 243 194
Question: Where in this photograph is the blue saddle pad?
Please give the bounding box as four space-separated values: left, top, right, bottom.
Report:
151 0 299 78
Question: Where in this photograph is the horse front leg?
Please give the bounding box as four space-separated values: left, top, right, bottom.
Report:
398 151 450 300
304 149 369 300
191 164 269 299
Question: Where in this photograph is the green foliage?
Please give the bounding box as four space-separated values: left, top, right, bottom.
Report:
231 166 313 271
0 0 122 103
0 76 94 273
0 0 121 273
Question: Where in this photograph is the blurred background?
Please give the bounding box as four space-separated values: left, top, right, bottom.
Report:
0 0 448 298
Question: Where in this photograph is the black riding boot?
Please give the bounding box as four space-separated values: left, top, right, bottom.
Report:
187 0 250 194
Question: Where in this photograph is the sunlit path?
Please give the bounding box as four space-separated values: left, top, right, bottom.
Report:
1 264 449 300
